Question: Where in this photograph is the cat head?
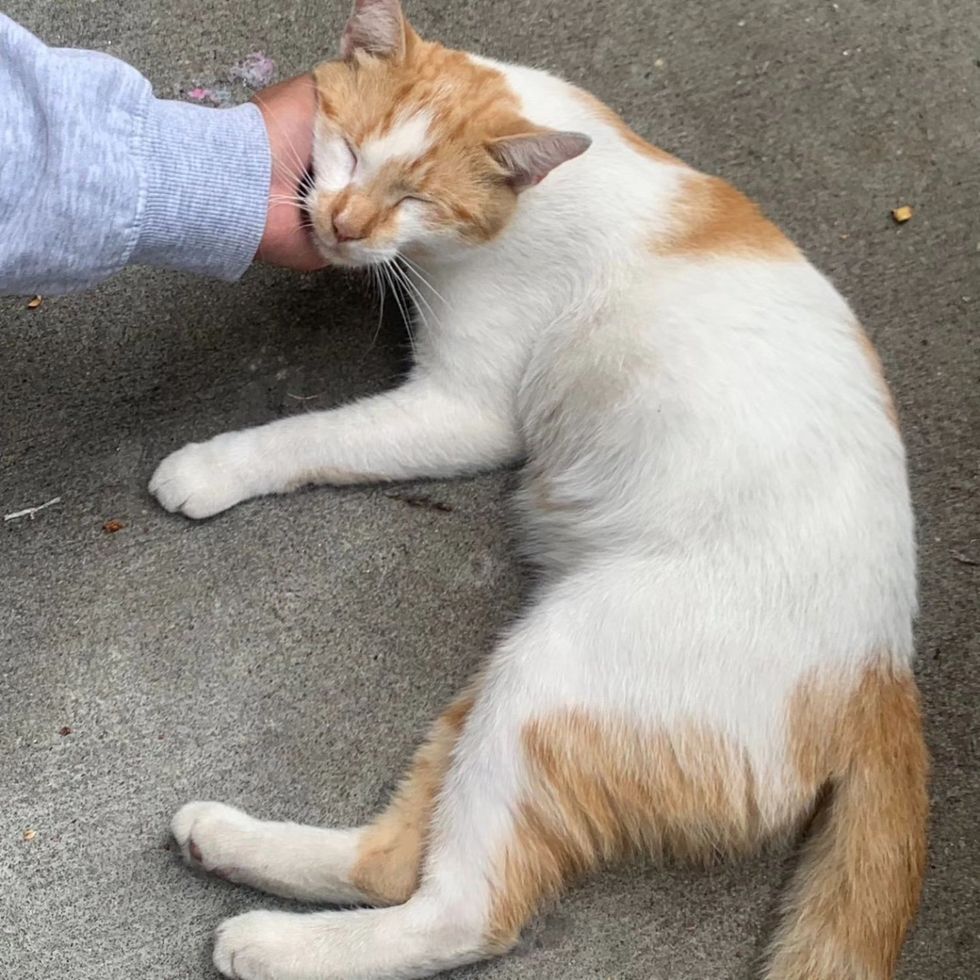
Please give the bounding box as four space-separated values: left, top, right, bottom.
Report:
308 0 591 266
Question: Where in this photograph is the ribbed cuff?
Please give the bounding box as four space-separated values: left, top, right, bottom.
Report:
131 99 270 281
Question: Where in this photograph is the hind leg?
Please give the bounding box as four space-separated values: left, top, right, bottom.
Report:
208 604 588 980
205 577 779 980
172 696 471 906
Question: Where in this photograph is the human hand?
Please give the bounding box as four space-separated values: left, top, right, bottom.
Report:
253 74 326 272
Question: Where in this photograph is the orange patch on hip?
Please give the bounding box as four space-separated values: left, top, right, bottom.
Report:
486 712 769 949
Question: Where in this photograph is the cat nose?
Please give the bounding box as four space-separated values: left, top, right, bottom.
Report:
332 214 364 243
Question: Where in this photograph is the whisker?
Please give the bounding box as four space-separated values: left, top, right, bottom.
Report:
363 264 387 356
269 194 309 206
271 157 302 180
256 96 312 183
382 261 417 358
395 259 438 329
392 265 425 355
397 273 432 334
271 156 308 191
399 254 447 305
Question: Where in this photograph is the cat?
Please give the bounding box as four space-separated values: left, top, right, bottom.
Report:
151 1 927 978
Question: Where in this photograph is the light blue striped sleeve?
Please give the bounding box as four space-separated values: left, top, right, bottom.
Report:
0 14 271 296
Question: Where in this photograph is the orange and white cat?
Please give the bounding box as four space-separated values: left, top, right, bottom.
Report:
151 2 927 977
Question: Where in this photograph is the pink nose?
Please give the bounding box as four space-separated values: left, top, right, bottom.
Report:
332 215 363 243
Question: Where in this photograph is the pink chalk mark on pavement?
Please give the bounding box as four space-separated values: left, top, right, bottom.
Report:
182 52 277 108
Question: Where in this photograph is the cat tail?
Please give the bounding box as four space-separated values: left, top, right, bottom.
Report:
765 666 929 980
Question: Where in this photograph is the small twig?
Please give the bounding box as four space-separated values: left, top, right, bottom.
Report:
4 496 62 522
383 491 454 513
950 550 979 567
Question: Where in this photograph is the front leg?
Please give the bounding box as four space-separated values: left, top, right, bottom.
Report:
149 378 520 519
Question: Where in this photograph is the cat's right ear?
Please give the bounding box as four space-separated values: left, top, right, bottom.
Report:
487 131 593 192
340 0 410 61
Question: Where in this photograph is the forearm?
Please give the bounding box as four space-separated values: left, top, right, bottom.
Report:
0 14 270 295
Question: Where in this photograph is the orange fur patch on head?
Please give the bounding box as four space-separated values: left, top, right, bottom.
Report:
658 174 800 260
486 713 769 950
349 694 474 905
313 36 535 247
775 661 928 979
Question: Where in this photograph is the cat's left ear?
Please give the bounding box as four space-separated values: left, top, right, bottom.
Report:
487 131 592 192
340 0 412 61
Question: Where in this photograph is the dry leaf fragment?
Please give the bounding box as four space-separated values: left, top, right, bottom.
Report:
59 726 73 736
891 205 913 223
22 829 36 842
26 295 43 309
102 519 125 534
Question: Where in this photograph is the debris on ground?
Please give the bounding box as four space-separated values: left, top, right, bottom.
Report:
181 52 278 107
184 86 234 108
230 52 278 89
59 726 73 736
383 491 455 513
891 205 913 223
22 829 36 842
26 295 43 309
102 519 125 534
950 550 978 567
4 496 62 522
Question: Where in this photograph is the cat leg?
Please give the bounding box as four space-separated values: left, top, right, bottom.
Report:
171 802 366 905
208 606 582 980
206 572 791 980
150 377 519 518
171 695 471 905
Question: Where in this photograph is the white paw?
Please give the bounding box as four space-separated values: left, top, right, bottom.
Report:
213 910 318 980
149 433 255 519
172 800 264 883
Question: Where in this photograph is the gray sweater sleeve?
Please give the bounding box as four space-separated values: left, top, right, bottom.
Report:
0 14 271 296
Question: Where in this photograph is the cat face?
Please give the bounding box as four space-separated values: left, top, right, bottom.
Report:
308 0 590 267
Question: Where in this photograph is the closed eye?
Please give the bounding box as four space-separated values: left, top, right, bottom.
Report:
342 139 358 175
315 132 357 189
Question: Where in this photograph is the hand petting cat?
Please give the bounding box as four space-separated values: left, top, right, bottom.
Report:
0 13 325 295
253 73 327 273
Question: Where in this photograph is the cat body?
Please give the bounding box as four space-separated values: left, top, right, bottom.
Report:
153 3 927 978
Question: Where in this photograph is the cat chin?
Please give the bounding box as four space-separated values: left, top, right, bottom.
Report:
313 245 394 269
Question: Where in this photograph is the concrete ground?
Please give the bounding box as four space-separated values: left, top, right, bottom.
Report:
2 1 977 977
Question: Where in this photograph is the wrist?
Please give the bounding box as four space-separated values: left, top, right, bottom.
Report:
252 74 326 271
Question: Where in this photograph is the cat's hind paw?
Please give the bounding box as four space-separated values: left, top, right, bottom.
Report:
171 800 261 882
213 910 324 980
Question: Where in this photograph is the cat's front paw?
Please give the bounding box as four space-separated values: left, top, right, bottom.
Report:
149 434 254 519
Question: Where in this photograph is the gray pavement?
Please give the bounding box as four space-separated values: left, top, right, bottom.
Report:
1 1 978 978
